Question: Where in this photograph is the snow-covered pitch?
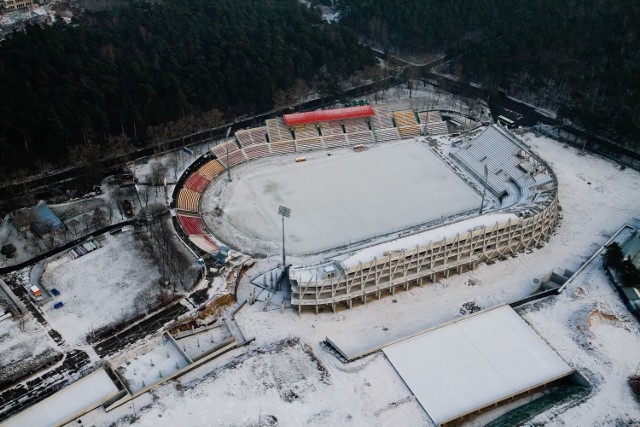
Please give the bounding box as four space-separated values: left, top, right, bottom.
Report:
213 140 480 255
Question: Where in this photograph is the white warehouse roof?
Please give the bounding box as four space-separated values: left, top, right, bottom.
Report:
383 305 574 425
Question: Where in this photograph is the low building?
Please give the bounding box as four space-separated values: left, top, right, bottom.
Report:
1 0 32 12
383 305 580 426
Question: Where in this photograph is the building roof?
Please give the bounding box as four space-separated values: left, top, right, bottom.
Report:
283 105 375 126
31 202 64 235
383 305 574 425
3 369 119 427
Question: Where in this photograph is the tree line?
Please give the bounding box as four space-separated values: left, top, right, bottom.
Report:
0 0 375 177
336 0 640 150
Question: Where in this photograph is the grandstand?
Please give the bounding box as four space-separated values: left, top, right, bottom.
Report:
173 106 558 310
182 173 210 193
450 125 554 209
418 111 448 135
393 110 422 138
265 117 292 142
288 124 558 313
235 127 268 148
176 188 201 213
197 159 225 180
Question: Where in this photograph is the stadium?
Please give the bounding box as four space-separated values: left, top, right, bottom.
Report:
171 105 559 314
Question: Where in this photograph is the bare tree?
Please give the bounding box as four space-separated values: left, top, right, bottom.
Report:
149 162 167 196
81 213 92 232
134 287 158 312
92 207 107 229
166 154 179 181
67 219 80 237
139 185 150 209
12 208 36 238
140 211 191 293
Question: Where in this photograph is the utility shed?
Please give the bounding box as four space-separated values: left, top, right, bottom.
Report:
383 305 574 426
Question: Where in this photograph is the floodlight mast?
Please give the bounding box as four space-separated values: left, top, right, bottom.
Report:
278 205 291 266
225 126 232 182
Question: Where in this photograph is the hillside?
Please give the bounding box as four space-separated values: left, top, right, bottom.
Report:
336 0 640 149
0 0 374 175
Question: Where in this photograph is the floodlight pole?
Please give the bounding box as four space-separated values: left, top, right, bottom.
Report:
278 205 291 267
225 126 232 182
282 214 286 266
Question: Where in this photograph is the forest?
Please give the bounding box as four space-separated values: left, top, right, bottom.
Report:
336 0 640 149
0 0 375 176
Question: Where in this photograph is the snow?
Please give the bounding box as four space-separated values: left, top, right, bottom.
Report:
208 140 479 255
41 231 162 345
0 316 58 382
13 118 640 426
383 305 574 424
118 338 189 393
174 325 232 361
339 212 517 269
3 368 119 427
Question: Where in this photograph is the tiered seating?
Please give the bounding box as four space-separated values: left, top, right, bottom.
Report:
426 121 448 134
223 150 249 168
393 110 421 138
271 140 296 155
293 124 320 139
393 110 418 127
346 131 375 145
243 143 272 160
177 188 201 212
343 118 370 133
295 137 324 152
189 235 219 253
451 125 540 206
197 159 225 180
370 106 394 129
183 173 210 193
235 127 267 148
319 120 345 136
374 127 401 142
177 213 206 235
211 140 240 159
419 111 449 135
266 117 292 143
322 133 349 148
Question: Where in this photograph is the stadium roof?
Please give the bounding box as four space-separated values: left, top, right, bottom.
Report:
283 105 375 126
383 305 574 425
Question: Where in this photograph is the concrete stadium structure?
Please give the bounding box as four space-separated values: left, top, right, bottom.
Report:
288 125 559 313
172 106 559 314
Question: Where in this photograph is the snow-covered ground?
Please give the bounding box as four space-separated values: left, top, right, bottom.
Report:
71 128 640 426
207 140 479 256
118 338 189 394
41 231 162 345
0 316 58 385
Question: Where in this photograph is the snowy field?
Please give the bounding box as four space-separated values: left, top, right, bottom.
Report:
207 140 479 255
41 231 162 345
0 316 58 385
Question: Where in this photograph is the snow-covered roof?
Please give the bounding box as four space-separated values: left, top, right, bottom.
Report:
340 213 518 269
3 369 119 427
283 105 374 126
383 305 574 425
